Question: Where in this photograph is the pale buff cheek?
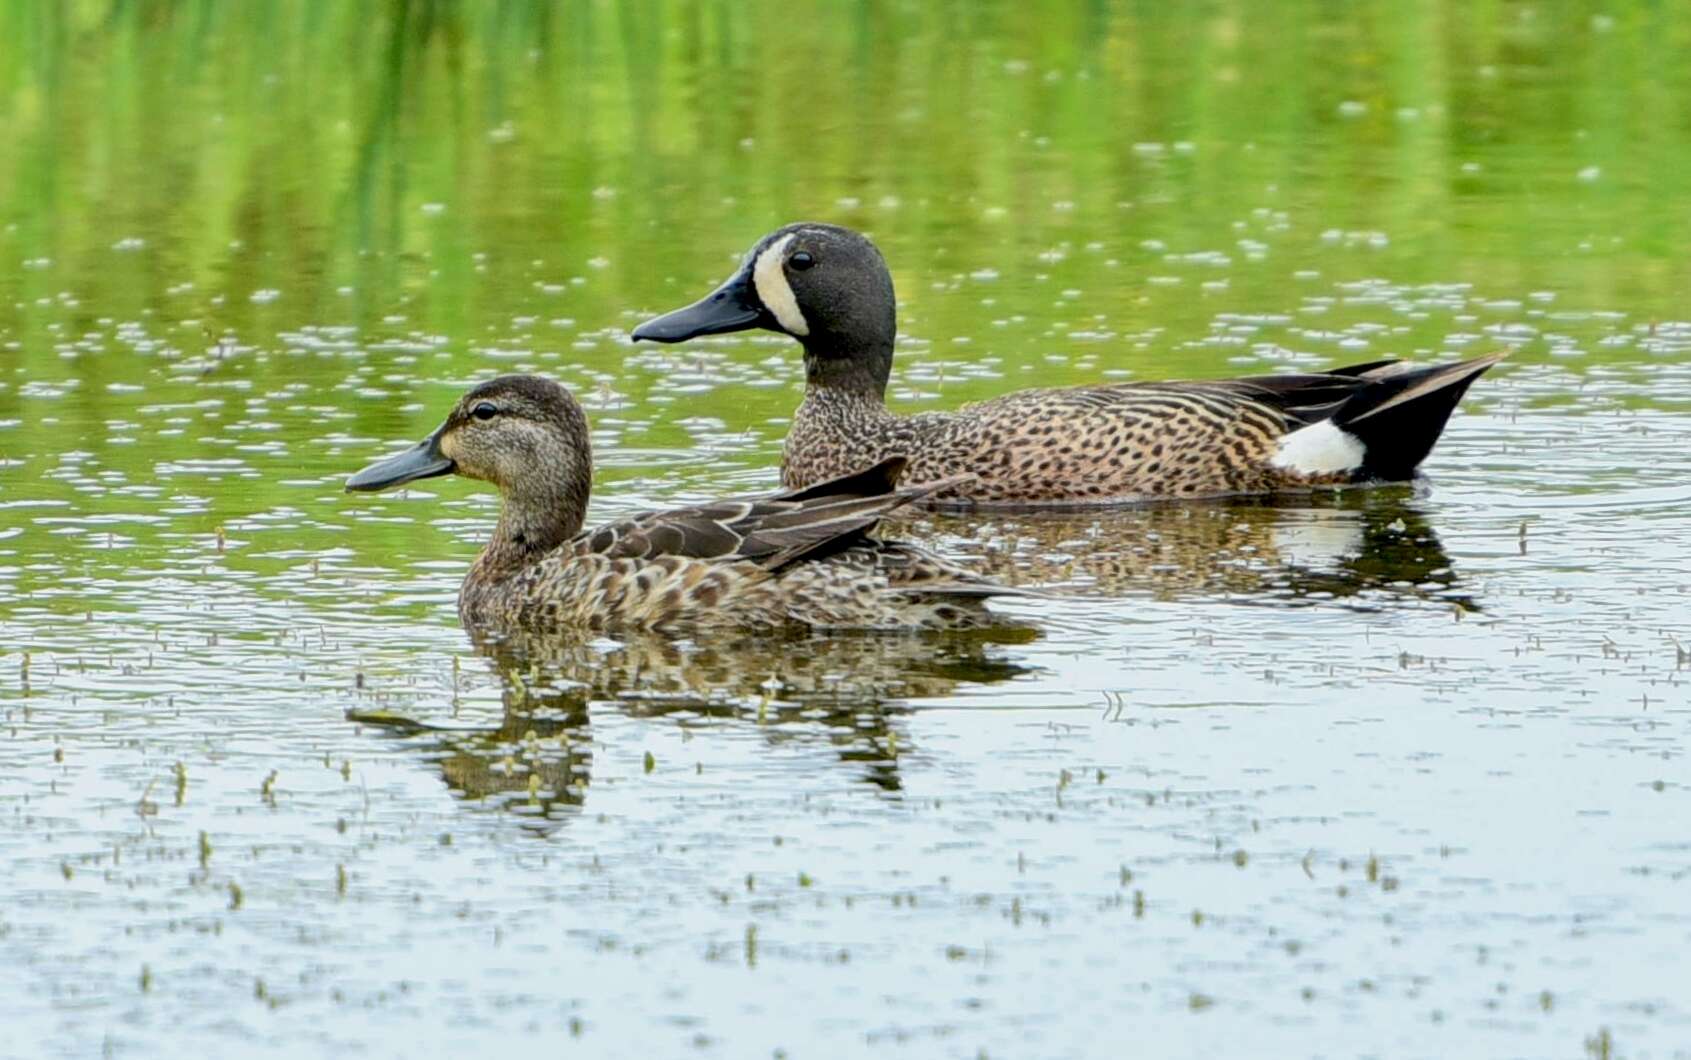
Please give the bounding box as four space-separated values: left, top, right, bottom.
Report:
752 233 810 337
445 421 549 485
438 429 482 478
439 428 500 484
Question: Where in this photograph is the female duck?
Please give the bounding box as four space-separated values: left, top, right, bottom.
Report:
632 223 1505 505
345 375 1022 631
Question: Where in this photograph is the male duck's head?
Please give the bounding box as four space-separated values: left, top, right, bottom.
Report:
632 223 897 393
346 376 592 532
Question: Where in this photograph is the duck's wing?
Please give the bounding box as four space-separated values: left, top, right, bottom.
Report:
972 359 1373 418
1033 359 1393 421
1096 356 1502 426
573 458 974 570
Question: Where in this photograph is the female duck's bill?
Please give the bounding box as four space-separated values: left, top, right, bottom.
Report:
345 426 454 492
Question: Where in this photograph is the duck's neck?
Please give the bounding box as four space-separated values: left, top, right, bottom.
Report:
795 366 899 426
475 462 591 575
802 340 894 403
784 356 904 489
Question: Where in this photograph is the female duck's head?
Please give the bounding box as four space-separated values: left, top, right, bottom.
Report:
346 375 593 544
632 223 898 395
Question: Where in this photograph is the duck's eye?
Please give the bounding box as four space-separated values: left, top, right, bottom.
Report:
471 402 499 422
789 251 816 271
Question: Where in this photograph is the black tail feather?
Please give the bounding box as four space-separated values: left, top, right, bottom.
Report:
1331 353 1506 481
1324 358 1403 377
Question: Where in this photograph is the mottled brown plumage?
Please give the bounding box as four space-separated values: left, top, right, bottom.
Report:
344 375 1027 631
633 223 1505 506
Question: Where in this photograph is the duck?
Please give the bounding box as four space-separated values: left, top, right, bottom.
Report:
631 223 1506 506
343 374 1028 631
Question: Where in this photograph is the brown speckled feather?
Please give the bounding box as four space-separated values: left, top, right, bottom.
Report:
781 356 1507 506
780 367 1402 502
466 459 1022 630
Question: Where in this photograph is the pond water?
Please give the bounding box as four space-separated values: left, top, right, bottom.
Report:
3 4 1689 1058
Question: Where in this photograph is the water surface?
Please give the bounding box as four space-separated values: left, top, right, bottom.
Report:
2 4 1689 1058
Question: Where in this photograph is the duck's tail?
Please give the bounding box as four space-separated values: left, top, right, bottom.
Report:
1272 352 1506 482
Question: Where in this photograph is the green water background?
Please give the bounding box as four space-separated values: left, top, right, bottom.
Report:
3 4 1689 1058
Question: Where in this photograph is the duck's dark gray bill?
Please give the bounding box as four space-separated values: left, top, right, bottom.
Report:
345 429 453 492
631 269 769 342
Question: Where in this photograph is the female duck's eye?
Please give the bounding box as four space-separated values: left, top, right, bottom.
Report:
789 251 816 271
472 402 498 421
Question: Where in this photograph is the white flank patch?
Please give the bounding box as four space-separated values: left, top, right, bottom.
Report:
1270 419 1365 475
752 233 810 337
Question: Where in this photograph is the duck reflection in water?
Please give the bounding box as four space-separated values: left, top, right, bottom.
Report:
889 492 1476 612
349 625 1035 831
346 493 1471 830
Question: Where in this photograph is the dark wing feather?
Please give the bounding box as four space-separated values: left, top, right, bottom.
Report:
1026 360 1409 428
574 459 971 570
1321 358 1402 377
776 455 908 502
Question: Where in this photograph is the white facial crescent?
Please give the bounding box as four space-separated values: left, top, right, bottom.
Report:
751 233 810 337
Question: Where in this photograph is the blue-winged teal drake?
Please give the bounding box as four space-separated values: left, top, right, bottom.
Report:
344 375 1026 631
633 223 1505 506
